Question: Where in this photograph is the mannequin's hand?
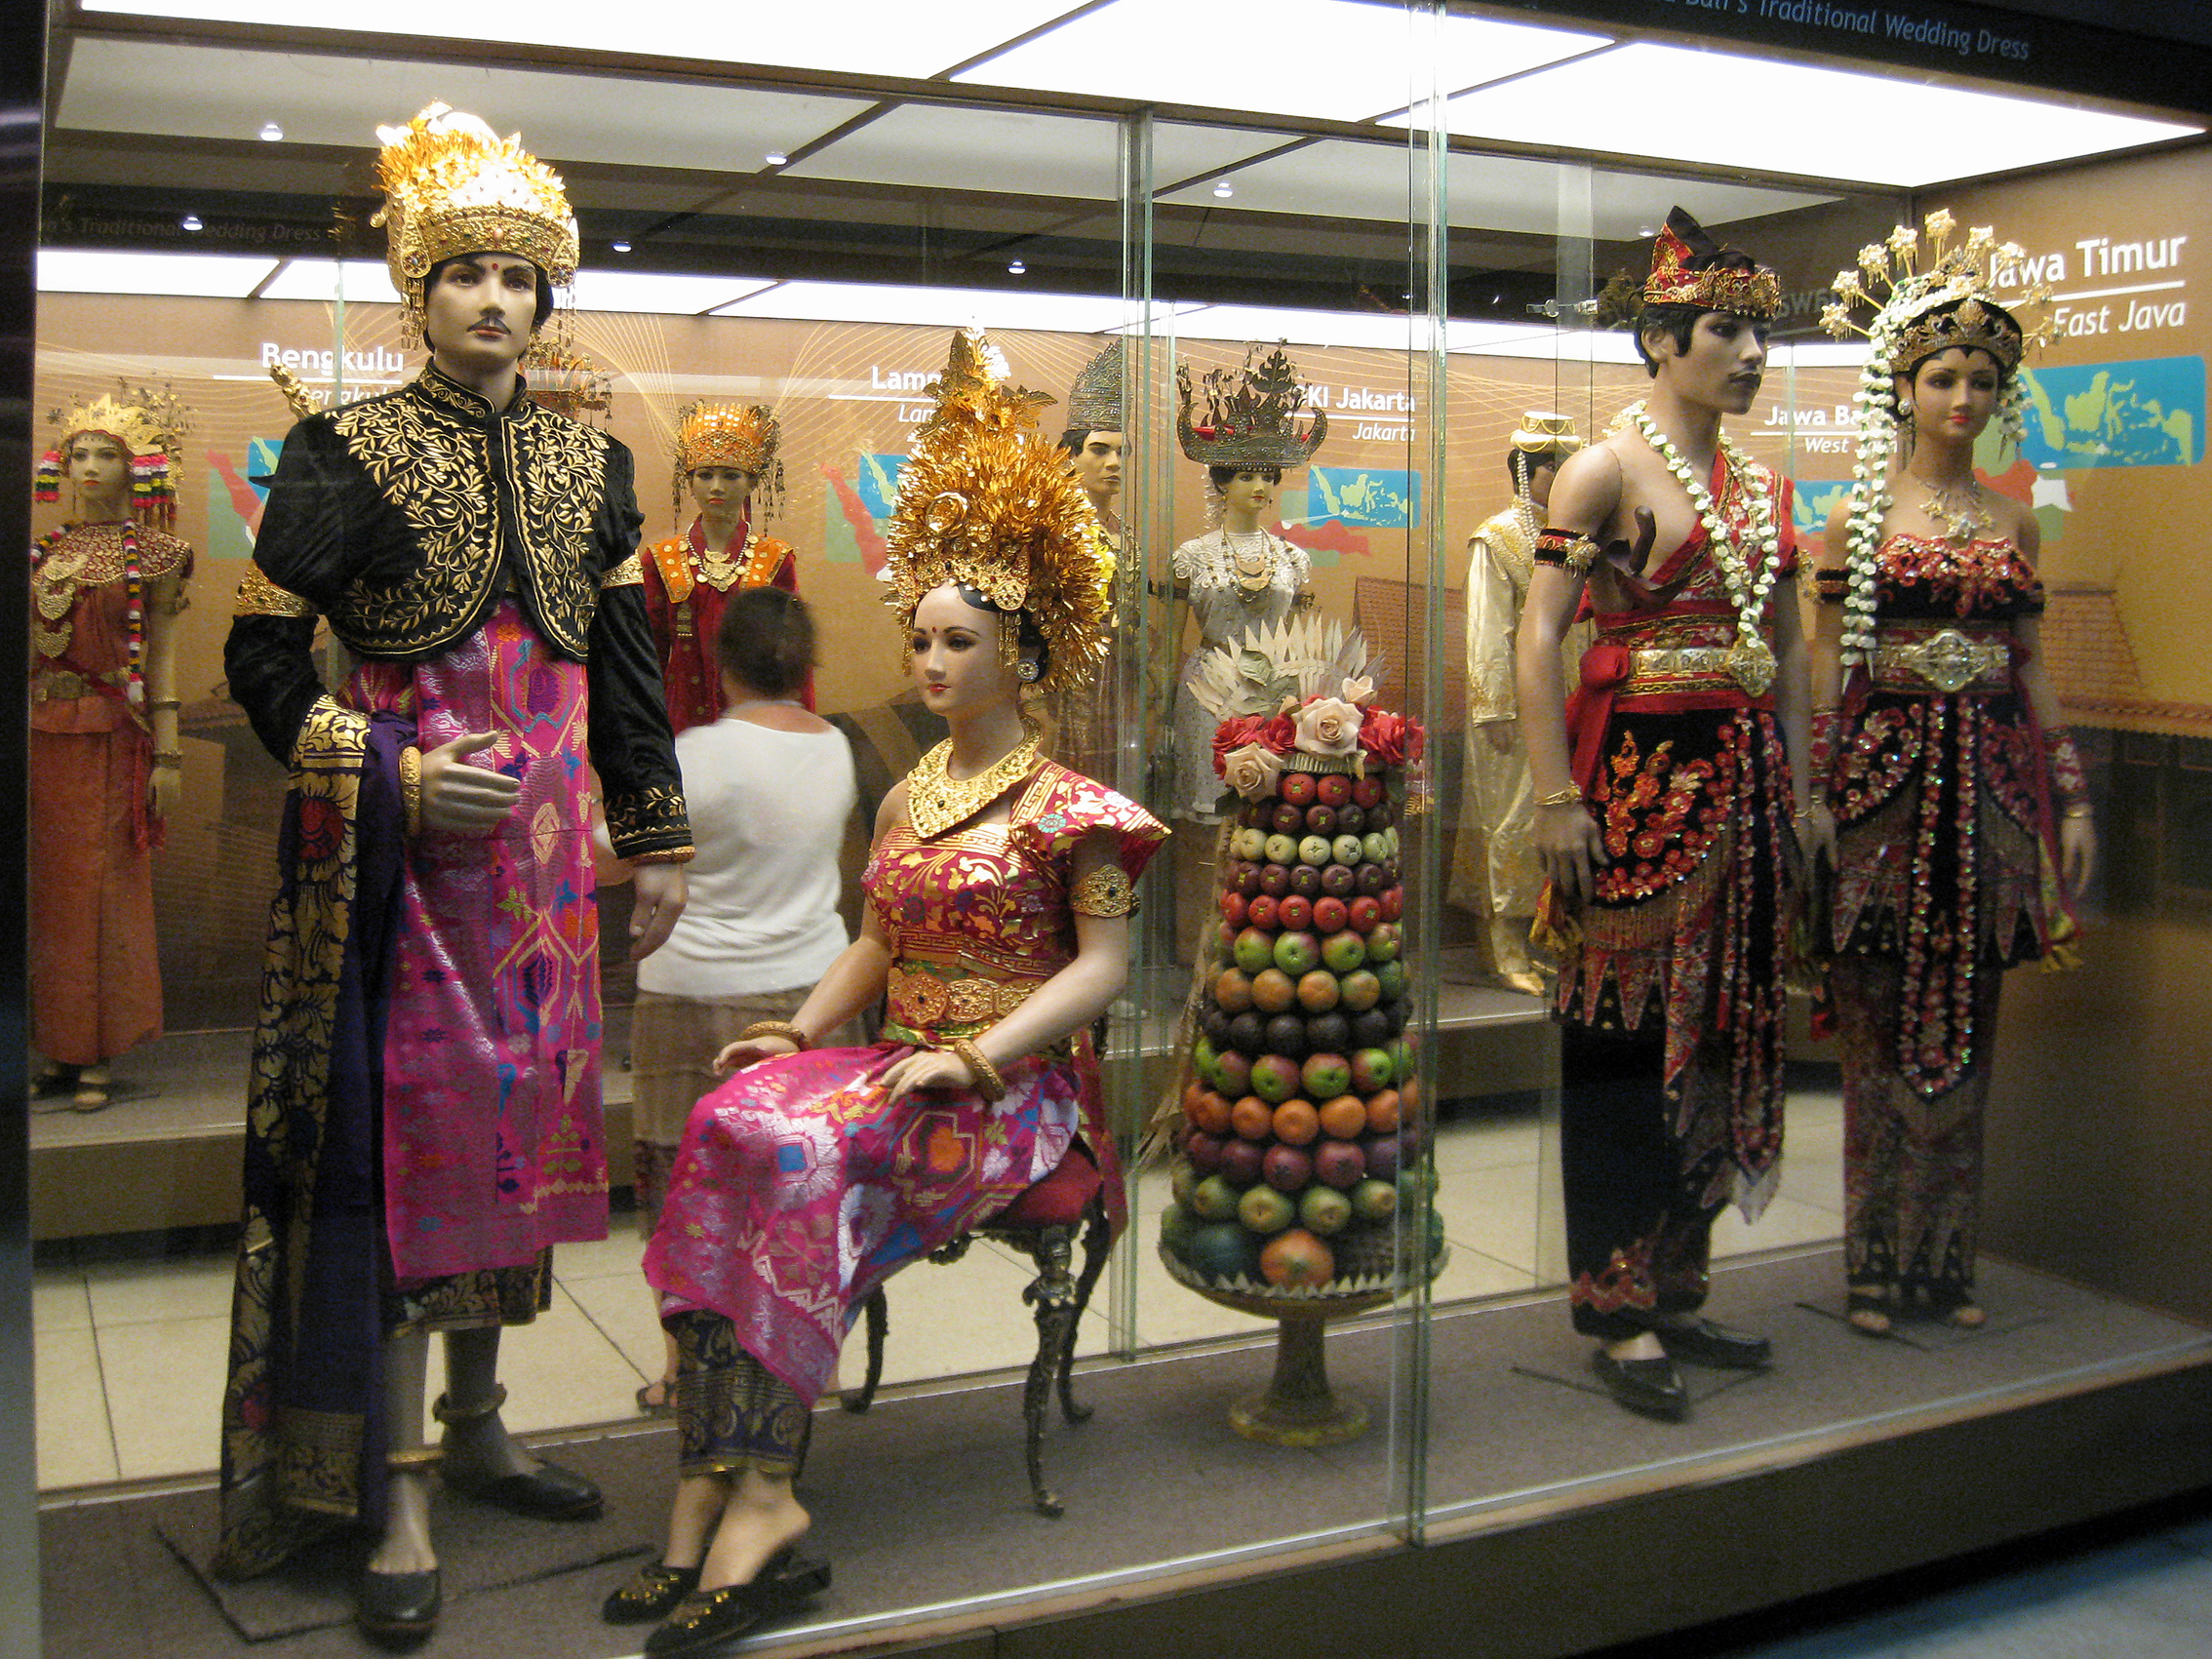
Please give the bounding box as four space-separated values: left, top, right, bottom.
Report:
712 1036 797 1075
2061 811 2097 900
1534 800 1607 911
149 762 180 819
880 1047 980 1108
1480 718 1519 756
418 731 520 834
629 863 688 961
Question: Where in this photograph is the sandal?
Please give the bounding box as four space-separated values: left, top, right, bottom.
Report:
603 1558 701 1625
643 1546 831 1658
636 1376 674 1414
71 1067 111 1112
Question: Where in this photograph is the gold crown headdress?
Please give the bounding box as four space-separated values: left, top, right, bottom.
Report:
1822 211 2056 672
522 337 613 424
37 380 194 527
1065 337 1124 436
1642 206 1782 321
880 330 1111 693
1507 411 1580 540
373 102 578 348
1176 342 1327 469
671 401 784 525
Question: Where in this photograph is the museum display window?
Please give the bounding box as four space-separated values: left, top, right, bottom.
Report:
12 3 2212 1654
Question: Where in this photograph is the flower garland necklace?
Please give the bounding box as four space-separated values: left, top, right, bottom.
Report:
1625 402 1783 695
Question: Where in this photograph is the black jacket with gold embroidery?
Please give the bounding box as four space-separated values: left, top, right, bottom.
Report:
225 367 690 859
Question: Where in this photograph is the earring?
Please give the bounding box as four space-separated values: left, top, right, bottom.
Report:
1017 660 1041 684
1900 399 1916 416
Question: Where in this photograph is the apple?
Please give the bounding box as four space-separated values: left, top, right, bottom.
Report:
1233 861 1261 896
1313 895 1350 933
1229 1093 1275 1140
1273 930 1322 976
1397 1163 1433 1211
1213 968 1255 1013
1351 774 1385 808
1390 1037 1415 1080
1379 884 1403 922
1304 804 1336 836
1263 832 1298 865
1362 831 1391 864
1375 960 1408 1003
1304 1010 1350 1055
1356 862 1388 895
1322 929 1367 973
1238 1182 1295 1235
1301 1050 1351 1099
1200 1005 1233 1047
1264 1011 1309 1058
1316 772 1353 808
1288 864 1323 897
1186 1221 1252 1280
1295 969 1340 1013
1378 997 1409 1038
1249 1052 1302 1104
1363 1086 1401 1134
1331 833 1365 866
1317 1093 1367 1140
1276 893 1313 932
1192 1035 1219 1088
1249 968 1297 1015
1279 770 1317 807
1347 893 1382 932
1366 800 1395 830
1190 1173 1241 1220
1262 1143 1313 1194
1320 862 1357 897
1337 968 1382 1013
1269 803 1303 836
1182 1129 1225 1173
1185 1083 1233 1132
1364 922 1402 964
1349 1177 1399 1222
1213 1047 1251 1097
1214 920 1238 958
1245 892 1280 930
1233 827 1267 860
1241 800 1268 827
1233 927 1276 975
1218 1136 1266 1187
1271 1096 1319 1146
1312 1138 1366 1189
1350 1047 1396 1093
1259 1228 1335 1289
1167 1160 1197 1208
1333 804 1365 835
1219 890 1248 927
1225 1011 1266 1056
1384 827 1401 857
1383 855 1401 883
1363 1132 1401 1181
1259 862 1293 897
1298 834 1333 868
1348 1006 1392 1049
1299 1184 1353 1236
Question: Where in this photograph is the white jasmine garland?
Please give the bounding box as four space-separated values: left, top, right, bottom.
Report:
1624 401 1784 653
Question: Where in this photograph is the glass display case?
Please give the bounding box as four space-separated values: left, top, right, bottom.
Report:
10 4 2212 1656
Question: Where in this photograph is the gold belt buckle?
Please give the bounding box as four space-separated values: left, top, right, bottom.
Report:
33 669 89 703
1726 632 1776 698
1901 628 1986 694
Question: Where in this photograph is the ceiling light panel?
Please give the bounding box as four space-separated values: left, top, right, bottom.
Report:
37 248 281 296
257 259 402 301
81 0 1079 78
1416 43 2200 186
785 103 1122 199
715 281 1162 335
955 0 1605 123
569 271 778 314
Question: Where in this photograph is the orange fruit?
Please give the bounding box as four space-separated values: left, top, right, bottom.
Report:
1364 1087 1401 1134
1230 1094 1276 1141
1318 1093 1367 1140
1272 1097 1320 1146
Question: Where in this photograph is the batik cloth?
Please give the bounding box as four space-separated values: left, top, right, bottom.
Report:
1549 454 1798 1337
646 763 1166 1403
1822 533 2072 1310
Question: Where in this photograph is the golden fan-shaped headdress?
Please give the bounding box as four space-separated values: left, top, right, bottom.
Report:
36 380 194 527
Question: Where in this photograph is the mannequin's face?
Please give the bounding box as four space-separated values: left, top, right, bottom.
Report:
422 253 538 375
1527 459 1562 513
1219 469 1278 516
1069 431 1124 502
1649 311 1767 415
1900 347 2001 443
911 582 1028 719
690 466 756 516
65 434 132 506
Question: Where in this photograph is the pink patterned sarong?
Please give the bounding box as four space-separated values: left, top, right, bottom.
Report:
346 600 610 1280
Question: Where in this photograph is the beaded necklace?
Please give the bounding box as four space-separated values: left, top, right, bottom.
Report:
1626 401 1783 696
31 522 145 703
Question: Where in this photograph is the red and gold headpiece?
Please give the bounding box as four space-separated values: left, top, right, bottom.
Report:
1643 206 1781 321
671 401 783 524
36 380 194 527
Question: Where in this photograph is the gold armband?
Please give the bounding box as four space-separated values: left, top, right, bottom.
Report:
1069 864 1137 918
950 1036 1007 1103
738 1019 810 1050
600 552 645 590
233 561 316 619
398 745 423 836
1534 528 1600 575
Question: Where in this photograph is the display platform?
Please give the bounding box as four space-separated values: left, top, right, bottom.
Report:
39 1247 2210 1659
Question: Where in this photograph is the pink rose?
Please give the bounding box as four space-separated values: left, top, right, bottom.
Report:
1291 695 1363 761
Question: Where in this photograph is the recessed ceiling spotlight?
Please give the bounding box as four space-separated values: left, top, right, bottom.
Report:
1212 180 1235 199
258 120 284 141
612 240 633 254
764 150 788 167
1007 258 1026 275
180 214 204 231
1637 224 1656 237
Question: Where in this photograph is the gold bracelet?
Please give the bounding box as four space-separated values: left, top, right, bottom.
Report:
151 749 182 768
150 697 181 712
2063 802 2093 821
1536 785 1583 809
398 744 423 837
950 1036 1007 1103
738 1019 810 1050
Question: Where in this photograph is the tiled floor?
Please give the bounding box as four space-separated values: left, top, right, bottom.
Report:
30 1084 1849 1494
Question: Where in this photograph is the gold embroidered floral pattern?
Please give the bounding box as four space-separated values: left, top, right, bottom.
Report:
1069 864 1137 917
234 559 318 618
605 781 692 861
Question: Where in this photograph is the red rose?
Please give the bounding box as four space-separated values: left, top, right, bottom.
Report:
1211 714 1268 777
1358 707 1426 769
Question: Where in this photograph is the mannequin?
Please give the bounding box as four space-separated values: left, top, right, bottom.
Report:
605 333 1165 1657
1167 343 1323 824
215 104 691 1639
1517 208 1828 1421
1051 336 1126 781
643 402 804 731
1450 413 1586 995
29 385 194 1110
1814 213 2089 1336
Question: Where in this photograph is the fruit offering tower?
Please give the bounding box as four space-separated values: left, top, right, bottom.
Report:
1157 620 1443 1440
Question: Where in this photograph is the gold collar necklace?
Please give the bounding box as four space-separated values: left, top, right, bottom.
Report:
905 733 1042 839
